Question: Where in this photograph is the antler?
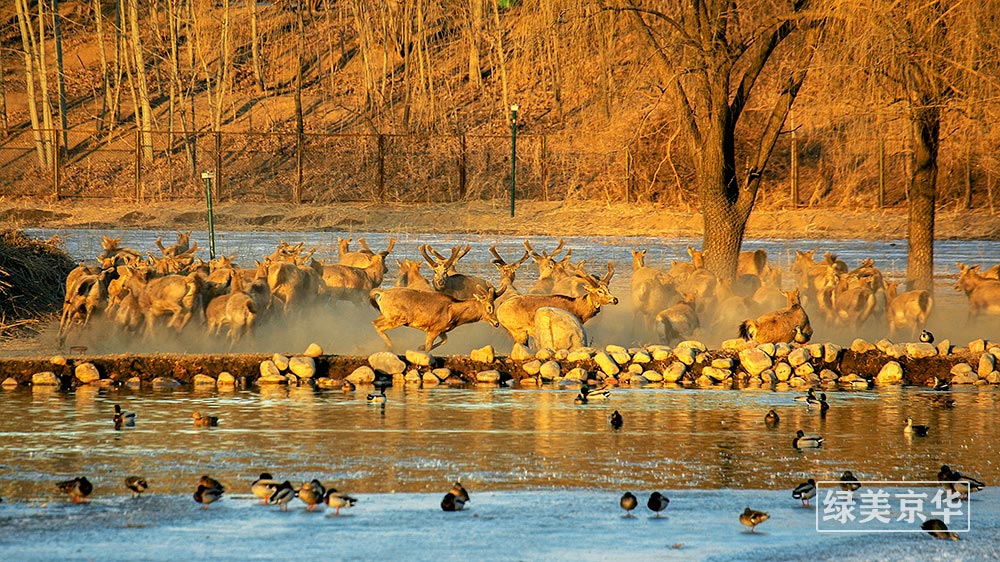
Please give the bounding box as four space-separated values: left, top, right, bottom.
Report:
489 245 506 265
357 238 374 255
602 260 615 284
419 244 437 267
379 237 396 257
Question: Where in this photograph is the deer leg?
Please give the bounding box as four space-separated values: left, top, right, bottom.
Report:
372 317 396 350
425 331 446 351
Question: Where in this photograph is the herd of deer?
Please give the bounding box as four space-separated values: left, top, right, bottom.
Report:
56 232 1000 353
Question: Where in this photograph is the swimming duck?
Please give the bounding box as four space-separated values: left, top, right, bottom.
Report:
931 376 950 391
647 492 669 516
192 411 220 427
840 470 862 492
324 488 358 515
367 385 387 404
919 330 934 344
113 404 136 428
794 388 817 404
764 410 780 427
269 481 297 511
819 393 830 414
586 385 612 401
740 507 769 533
298 479 326 511
194 483 223 508
792 478 817 506
922 518 959 540
125 476 148 498
609 410 623 430
620 492 638 516
792 430 823 449
904 417 930 436
251 473 279 504
573 392 588 405
57 476 93 504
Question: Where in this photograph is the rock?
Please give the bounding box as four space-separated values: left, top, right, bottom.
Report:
75 362 101 384
404 370 422 382
593 352 620 376
795 362 815 377
289 356 317 378
518 377 539 386
627 363 644 375
152 377 181 388
50 355 67 367
563 367 588 381
567 349 592 362
662 362 686 383
272 354 290 371
405 350 433 367
721 338 751 352
760 369 776 384
851 339 876 353
819 369 839 382
739 349 773 376
522 360 542 375
787 348 810 368
694 374 715 386
217 372 236 386
258 373 287 384
968 339 987 354
316 378 337 388
531 307 587 351
987 371 1000 384
643 370 664 383
774 362 793 382
885 343 906 358
126 376 141 388
674 346 697 366
649 346 672 361
2 377 18 388
703 366 731 382
32 371 59 385
950 363 974 377
432 368 451 380
990 346 1000 359
933 340 950 355
951 373 979 385
677 340 707 354
510 343 534 361
476 370 501 383
369 352 406 375
979 353 996 378
535 348 555 361
875 361 904 384
789 376 808 387
905 342 937 359
346 366 376 384
631 350 651 364
838 373 868 386
875 339 895 354
554 349 569 361
757 343 777 357
606 344 627 354
711 358 734 370
193 374 216 386
773 343 792 357
304 343 323 357
469 345 495 363
260 360 282 379
610 351 631 365
539 361 562 380
823 343 842 363
807 344 824 358
422 371 442 384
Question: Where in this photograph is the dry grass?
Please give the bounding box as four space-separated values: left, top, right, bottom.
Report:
0 230 75 338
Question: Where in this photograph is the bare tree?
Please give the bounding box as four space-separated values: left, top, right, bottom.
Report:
15 0 48 166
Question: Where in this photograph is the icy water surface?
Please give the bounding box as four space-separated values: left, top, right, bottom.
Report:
1 384 998 560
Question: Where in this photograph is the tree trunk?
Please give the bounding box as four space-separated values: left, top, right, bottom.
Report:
92 0 113 131
36 0 55 166
0 47 7 137
126 0 153 162
249 0 264 93
15 0 46 166
52 0 69 153
907 105 938 293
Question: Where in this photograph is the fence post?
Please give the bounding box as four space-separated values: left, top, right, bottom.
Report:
53 128 61 200
878 137 885 208
542 135 549 202
459 134 467 200
214 131 222 201
295 129 303 204
790 113 798 207
964 139 972 209
377 134 386 202
135 129 142 201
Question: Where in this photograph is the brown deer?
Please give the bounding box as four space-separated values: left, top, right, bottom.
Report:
885 280 933 340
955 263 1000 320
155 231 192 258
490 246 530 304
266 260 322 314
369 285 505 351
655 294 699 346
320 253 388 304
98 236 142 268
738 248 770 279
58 266 112 346
792 250 846 305
339 237 396 269
420 244 491 300
738 288 813 344
497 262 618 346
138 272 205 335
524 239 573 294
206 272 257 347
631 249 679 336
395 258 434 291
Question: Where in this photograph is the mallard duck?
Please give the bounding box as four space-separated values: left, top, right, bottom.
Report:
620 491 638 516
113 404 136 428
125 476 148 498
324 488 358 515
939 465 986 499
819 393 830 414
449 481 470 503
792 478 817 506
904 417 930 436
298 479 326 511
764 409 780 427
441 492 466 511
932 376 950 391
194 484 223 508
192 411 220 427
740 507 769 533
647 492 669 516
199 475 225 492
922 519 959 540
573 392 588 405
609 410 623 430
586 385 612 401
367 385 387 404
793 430 823 449
840 470 862 492
251 472 279 504
794 388 817 404
57 476 93 504
919 330 934 344
269 481 297 511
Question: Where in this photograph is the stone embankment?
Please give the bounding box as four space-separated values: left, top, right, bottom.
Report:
1 338 998 391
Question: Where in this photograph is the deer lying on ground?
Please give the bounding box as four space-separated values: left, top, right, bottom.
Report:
885 280 933 340
395 258 434 291
369 285 505 351
490 246 530 304
338 237 396 269
955 263 1000 320
497 262 618 346
631 249 680 336
420 244 490 300
206 271 257 347
738 288 813 344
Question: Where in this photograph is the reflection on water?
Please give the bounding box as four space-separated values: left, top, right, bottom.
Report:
2 385 996 501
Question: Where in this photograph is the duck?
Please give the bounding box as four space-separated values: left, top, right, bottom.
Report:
904 417 930 436
794 388 817 404
449 481 470 503
919 330 934 344
931 376 950 391
922 519 959 540
740 507 770 533
586 384 612 401
819 393 830 414
367 385 387 405
840 470 862 492
57 476 93 504
298 479 326 511
764 409 780 427
251 472 279 504
125 476 148 498
620 491 638 516
193 480 224 509
324 488 358 515
939 465 986 499
441 492 466 511
647 492 669 516
792 478 817 506
573 392 588 405
792 430 823 449
609 410 623 430
199 475 225 492
113 404 136 428
269 481 297 511
192 411 220 427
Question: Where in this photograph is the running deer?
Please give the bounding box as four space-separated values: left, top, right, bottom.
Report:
98 236 142 268
497 262 618 346
420 244 490 300
155 231 192 258
955 263 1000 320
631 249 679 336
885 280 933 340
489 246 530 304
320 253 387 304
524 239 574 294
206 271 257 347
138 272 205 335
395 258 434 291
339 237 396 269
738 288 813 344
369 285 505 351
58 266 112 346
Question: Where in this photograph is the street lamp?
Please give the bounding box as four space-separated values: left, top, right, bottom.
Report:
201 170 217 260
510 103 519 218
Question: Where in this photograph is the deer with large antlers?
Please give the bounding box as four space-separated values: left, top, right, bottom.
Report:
523 239 575 295
369 285 505 351
339 237 396 269
420 244 491 300
490 246 530 304
497 261 618 346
